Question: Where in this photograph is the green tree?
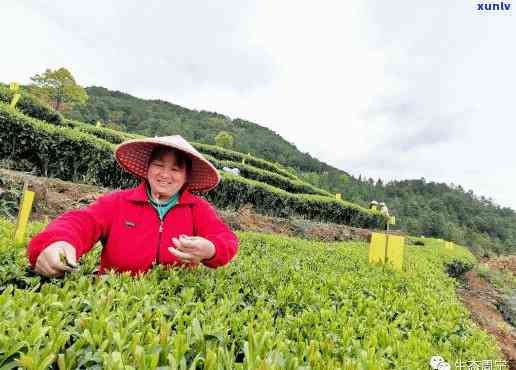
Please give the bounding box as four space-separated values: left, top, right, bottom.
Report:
30 68 88 112
214 131 234 149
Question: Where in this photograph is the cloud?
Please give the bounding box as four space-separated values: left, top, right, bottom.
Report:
364 100 461 147
8 1 276 95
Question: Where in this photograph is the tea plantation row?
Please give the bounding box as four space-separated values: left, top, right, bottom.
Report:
0 218 502 369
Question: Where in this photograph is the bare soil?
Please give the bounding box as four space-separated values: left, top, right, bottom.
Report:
457 270 516 369
218 204 376 243
482 256 516 276
0 168 105 221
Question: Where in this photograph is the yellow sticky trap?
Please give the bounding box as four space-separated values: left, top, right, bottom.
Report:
96 121 102 127
10 93 21 109
388 216 396 225
386 235 404 271
445 241 454 249
336 193 341 200
9 82 19 92
369 232 404 271
14 187 35 246
369 232 387 265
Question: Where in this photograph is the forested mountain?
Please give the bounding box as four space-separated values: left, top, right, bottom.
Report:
68 87 339 173
343 178 516 256
66 86 516 256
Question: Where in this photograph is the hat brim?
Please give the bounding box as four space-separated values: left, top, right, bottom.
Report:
115 137 220 192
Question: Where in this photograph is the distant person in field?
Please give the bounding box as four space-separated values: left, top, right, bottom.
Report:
379 202 389 218
27 135 239 277
368 200 379 211
379 202 390 231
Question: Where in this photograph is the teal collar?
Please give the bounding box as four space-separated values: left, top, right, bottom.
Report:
146 184 180 220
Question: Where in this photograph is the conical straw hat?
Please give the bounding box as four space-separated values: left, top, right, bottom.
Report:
115 135 220 192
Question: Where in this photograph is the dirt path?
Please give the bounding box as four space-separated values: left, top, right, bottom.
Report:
457 270 516 369
0 168 105 220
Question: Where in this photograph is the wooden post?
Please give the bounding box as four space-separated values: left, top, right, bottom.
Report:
14 182 35 246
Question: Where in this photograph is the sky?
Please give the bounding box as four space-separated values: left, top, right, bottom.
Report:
1 1 515 210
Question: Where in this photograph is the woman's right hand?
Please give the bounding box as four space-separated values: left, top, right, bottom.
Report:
34 241 78 278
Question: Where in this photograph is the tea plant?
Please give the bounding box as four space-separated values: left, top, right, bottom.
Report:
0 218 502 369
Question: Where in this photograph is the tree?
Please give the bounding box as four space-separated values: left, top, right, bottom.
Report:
340 174 349 186
214 131 234 149
30 68 88 112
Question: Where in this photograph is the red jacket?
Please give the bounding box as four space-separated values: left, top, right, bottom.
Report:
28 182 239 275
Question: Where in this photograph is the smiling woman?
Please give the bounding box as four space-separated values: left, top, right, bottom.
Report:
147 146 191 201
27 135 239 277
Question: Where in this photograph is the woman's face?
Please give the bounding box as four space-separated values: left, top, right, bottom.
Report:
147 151 187 200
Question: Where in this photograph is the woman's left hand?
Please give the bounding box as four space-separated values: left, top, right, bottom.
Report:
169 235 215 264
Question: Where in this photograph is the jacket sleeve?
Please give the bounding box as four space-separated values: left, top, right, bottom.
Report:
192 199 239 268
27 192 117 267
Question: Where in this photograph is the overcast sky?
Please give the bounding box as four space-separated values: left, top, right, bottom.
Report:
1 1 515 210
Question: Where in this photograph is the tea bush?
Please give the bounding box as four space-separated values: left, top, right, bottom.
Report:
0 218 502 369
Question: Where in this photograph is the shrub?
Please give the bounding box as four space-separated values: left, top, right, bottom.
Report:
0 84 64 126
205 155 331 196
0 103 386 229
0 221 503 369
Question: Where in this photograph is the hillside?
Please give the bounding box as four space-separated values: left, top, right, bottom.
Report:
0 168 372 243
64 86 516 256
344 178 516 256
0 95 386 231
1 87 515 367
68 87 338 175
1 81 515 256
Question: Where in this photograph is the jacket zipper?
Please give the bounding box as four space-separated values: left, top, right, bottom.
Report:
156 219 164 264
154 199 183 264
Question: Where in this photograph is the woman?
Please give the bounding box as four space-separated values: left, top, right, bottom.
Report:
27 135 239 277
